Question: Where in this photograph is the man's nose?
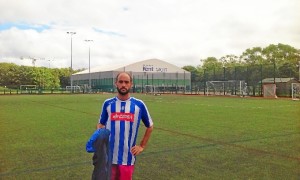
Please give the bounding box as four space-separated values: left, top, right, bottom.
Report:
121 82 127 87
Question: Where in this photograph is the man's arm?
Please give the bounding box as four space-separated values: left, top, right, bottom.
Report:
131 125 153 156
96 123 105 129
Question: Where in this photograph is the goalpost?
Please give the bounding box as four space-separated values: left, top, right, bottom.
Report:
291 83 300 100
206 80 247 96
263 84 277 98
66 85 82 93
20 85 37 94
144 85 160 95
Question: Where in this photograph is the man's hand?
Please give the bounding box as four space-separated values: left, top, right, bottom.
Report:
131 126 153 156
130 145 144 156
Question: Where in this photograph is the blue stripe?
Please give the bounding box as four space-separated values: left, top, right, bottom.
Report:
110 122 115 162
100 99 110 125
127 100 135 165
120 102 126 113
133 112 141 146
118 122 125 164
110 100 116 161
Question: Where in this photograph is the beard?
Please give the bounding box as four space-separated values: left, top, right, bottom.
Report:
117 87 130 95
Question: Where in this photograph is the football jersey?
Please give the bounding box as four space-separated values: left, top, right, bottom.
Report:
99 96 153 165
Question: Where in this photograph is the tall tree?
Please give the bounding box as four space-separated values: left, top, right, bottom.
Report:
262 43 299 65
182 65 199 83
201 57 220 69
241 47 263 65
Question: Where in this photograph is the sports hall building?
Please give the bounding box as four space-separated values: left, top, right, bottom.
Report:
71 59 191 93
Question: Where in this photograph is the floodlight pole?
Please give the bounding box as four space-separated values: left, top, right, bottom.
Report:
270 53 275 84
213 64 216 80
273 60 276 84
298 61 300 81
203 67 206 95
85 39 93 90
223 65 226 95
67 31 76 92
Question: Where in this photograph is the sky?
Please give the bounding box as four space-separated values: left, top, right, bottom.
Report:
0 0 299 69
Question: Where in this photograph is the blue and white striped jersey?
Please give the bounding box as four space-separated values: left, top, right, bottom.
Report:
99 97 153 165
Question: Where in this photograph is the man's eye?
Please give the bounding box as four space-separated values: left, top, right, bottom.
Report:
119 81 129 83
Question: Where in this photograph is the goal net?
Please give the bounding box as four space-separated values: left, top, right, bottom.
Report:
291 83 300 100
83 84 91 93
144 85 159 95
20 85 37 94
263 84 277 98
66 85 82 93
206 80 247 96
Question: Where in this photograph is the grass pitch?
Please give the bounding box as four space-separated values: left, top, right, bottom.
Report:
0 94 299 179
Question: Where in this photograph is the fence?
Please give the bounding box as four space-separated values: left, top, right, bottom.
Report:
0 88 85 95
191 63 299 97
1 64 299 97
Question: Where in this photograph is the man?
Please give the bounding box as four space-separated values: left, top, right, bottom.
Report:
96 72 154 180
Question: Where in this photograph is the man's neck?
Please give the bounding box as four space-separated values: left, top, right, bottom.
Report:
117 94 130 101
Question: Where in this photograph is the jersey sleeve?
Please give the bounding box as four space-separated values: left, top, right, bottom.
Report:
140 101 153 128
99 100 109 125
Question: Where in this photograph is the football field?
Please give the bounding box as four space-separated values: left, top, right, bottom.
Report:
0 94 299 179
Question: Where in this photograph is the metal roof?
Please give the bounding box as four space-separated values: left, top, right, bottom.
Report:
74 59 190 75
261 78 297 83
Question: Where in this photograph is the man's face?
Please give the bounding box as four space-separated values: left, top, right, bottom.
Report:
115 73 132 95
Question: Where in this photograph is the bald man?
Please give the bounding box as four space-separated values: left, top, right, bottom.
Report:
96 72 154 180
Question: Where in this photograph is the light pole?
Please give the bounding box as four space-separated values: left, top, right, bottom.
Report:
67 31 76 91
298 61 300 81
273 60 276 84
47 59 52 68
203 67 206 95
223 65 226 95
85 39 93 90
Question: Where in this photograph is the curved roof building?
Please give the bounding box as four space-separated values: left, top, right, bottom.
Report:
72 59 191 93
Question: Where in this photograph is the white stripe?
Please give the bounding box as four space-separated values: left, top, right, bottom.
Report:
123 121 130 163
112 101 121 164
106 105 111 130
143 102 154 127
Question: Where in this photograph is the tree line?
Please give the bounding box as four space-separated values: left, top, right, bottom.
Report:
0 63 83 89
1 43 299 89
182 43 300 82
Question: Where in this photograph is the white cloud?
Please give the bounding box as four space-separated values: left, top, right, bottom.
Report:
0 0 299 69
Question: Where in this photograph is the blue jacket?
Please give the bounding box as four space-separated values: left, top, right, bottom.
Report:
86 128 111 180
86 128 110 153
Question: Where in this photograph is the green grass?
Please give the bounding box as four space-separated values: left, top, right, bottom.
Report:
0 94 299 179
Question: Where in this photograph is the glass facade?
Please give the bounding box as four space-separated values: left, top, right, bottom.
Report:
72 71 191 93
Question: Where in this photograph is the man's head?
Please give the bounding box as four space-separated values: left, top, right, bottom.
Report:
115 72 133 96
